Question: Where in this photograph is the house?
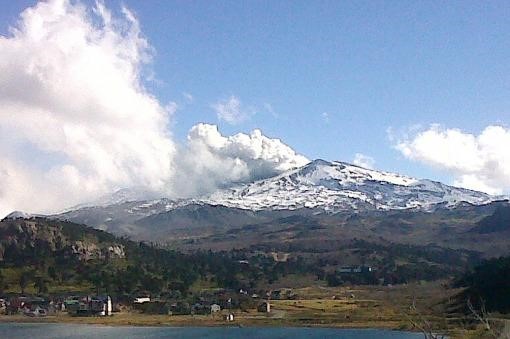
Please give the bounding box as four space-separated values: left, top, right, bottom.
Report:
169 301 191 315
65 295 112 316
136 301 172 315
257 301 270 313
339 266 373 274
90 296 112 316
271 252 289 262
191 303 210 315
210 304 221 313
0 299 6 314
269 290 281 300
23 305 47 317
6 297 49 315
133 297 151 304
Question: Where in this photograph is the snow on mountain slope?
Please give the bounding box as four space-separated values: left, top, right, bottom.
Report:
203 159 494 211
3 211 35 220
54 159 497 229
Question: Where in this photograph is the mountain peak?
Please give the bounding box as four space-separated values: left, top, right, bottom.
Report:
3 211 33 220
308 159 332 166
203 159 493 211
55 158 497 224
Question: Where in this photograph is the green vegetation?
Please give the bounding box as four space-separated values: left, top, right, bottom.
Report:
455 256 510 313
0 218 316 297
0 215 489 299
0 215 508 338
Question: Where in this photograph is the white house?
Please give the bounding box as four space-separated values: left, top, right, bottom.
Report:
133 297 151 304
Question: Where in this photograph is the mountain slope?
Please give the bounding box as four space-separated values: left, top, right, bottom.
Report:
0 216 125 262
203 159 493 211
471 204 510 234
0 216 280 296
49 159 501 242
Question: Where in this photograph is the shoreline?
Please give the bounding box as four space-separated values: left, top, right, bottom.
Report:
0 313 406 331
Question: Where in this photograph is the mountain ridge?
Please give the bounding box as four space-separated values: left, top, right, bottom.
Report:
57 158 498 214
32 159 504 243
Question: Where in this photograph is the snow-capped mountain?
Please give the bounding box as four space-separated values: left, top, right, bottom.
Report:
48 159 502 240
57 159 495 219
203 159 493 211
3 211 35 220
62 187 163 212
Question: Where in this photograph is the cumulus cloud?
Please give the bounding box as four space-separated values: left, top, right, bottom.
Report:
212 95 253 124
0 0 176 217
353 153 375 169
172 124 309 196
396 124 510 195
0 1 309 217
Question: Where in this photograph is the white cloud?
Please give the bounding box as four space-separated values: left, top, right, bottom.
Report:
264 103 278 118
396 124 510 195
172 124 309 196
321 112 330 123
212 95 253 124
183 92 193 103
0 0 175 217
165 101 179 116
353 153 375 169
0 1 309 218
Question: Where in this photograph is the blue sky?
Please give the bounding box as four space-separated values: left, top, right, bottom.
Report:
1 0 509 196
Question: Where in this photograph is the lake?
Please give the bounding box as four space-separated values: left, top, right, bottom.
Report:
0 323 424 338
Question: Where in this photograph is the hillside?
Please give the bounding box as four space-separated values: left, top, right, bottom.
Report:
0 217 281 296
54 198 510 259
455 256 510 313
0 217 125 263
471 204 510 234
4 160 509 292
0 214 495 296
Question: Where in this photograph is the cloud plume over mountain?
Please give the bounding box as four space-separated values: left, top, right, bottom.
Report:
173 124 309 196
0 0 308 217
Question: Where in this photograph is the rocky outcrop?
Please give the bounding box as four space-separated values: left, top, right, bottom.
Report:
0 217 125 261
71 241 125 260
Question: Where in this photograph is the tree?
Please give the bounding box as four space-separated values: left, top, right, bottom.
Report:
47 266 57 281
34 276 48 294
89 272 102 295
326 272 342 287
403 298 447 339
0 270 8 294
19 271 32 295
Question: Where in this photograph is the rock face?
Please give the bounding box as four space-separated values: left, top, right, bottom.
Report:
71 241 125 261
0 217 125 261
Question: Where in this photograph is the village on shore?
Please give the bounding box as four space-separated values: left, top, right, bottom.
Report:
0 286 296 322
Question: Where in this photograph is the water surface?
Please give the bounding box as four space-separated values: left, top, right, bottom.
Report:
0 323 423 338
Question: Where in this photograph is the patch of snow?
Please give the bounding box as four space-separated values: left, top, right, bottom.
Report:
55 159 499 220
4 211 33 219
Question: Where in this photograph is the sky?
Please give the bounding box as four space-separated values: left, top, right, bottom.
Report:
0 0 509 217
